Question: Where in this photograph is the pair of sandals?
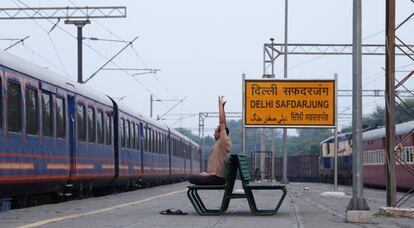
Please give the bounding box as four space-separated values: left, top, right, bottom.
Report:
159 208 187 215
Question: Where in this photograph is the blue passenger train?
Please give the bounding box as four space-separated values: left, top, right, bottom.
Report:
0 50 201 202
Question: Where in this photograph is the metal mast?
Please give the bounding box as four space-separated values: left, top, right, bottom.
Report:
349 0 368 211
282 0 289 185
385 0 396 207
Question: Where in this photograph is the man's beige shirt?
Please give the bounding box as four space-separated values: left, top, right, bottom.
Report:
207 129 232 178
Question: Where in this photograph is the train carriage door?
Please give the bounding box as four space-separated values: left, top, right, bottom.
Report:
68 94 76 177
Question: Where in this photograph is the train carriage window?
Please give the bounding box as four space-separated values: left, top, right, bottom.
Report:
162 134 164 154
155 131 158 153
148 129 151 152
365 152 368 164
151 129 155 153
171 139 174 156
147 128 152 152
159 133 162 154
56 97 65 138
369 152 372 164
152 130 155 153
175 139 178 156
172 139 174 156
154 131 157 153
152 129 155 153
132 122 136 150
161 134 164 154
8 81 22 133
178 141 181 158
149 128 152 152
120 118 125 147
158 133 161 154
87 107 95 143
126 120 131 148
42 92 52 137
159 134 162 154
182 142 185 158
149 128 153 152
161 135 164 154
401 149 405 162
165 136 168 155
177 140 180 157
105 113 112 145
136 124 140 150
97 110 104 144
77 103 86 141
155 132 159 153
144 127 148 151
25 87 38 135
407 147 413 163
160 134 163 154
164 135 167 155
174 140 177 156
176 140 179 156
181 142 184 158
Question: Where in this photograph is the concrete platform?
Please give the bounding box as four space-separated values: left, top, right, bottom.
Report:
379 207 414 217
0 182 412 228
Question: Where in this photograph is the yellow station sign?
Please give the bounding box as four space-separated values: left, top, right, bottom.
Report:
244 79 335 127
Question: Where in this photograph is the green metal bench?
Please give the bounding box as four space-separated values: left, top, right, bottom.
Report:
237 155 287 215
187 154 241 216
187 154 287 216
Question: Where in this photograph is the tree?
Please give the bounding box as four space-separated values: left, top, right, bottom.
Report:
285 128 332 156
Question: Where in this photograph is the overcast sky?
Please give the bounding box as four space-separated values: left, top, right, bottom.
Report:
1 0 414 134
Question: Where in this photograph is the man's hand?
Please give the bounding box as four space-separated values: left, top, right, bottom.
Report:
218 96 226 108
218 96 227 132
200 172 209 176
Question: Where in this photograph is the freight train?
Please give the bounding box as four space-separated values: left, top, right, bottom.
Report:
274 154 320 182
0 50 201 206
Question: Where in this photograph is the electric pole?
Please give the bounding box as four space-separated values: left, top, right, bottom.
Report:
0 6 127 83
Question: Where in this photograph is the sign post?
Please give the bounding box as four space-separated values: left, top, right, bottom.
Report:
244 79 335 128
242 77 337 184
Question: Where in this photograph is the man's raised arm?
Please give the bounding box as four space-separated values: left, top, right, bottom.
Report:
219 96 226 132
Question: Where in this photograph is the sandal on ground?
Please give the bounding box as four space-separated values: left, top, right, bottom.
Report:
159 209 187 215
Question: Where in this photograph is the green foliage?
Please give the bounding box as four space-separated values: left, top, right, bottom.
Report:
288 128 332 155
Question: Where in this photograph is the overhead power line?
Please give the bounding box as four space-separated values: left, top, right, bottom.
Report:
84 36 139 83
83 36 128 43
4 35 29 51
0 6 126 19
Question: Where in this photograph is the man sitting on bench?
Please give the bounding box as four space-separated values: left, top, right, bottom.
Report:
189 96 232 185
